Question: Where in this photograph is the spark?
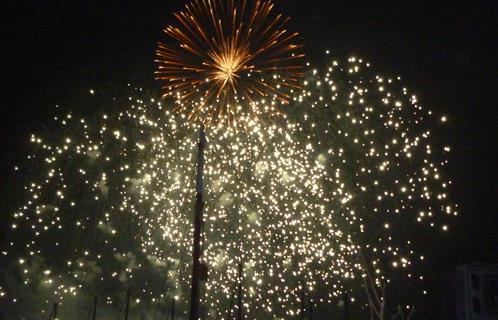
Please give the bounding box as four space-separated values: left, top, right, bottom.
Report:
1 55 456 318
155 0 304 127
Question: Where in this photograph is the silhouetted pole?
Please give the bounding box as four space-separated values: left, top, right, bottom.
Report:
124 290 130 320
237 263 243 320
48 302 58 320
343 292 349 320
170 297 176 320
93 296 98 320
190 126 207 320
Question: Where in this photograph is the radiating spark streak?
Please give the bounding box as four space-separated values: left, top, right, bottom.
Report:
155 0 304 128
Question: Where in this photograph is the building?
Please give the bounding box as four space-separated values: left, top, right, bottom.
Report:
443 264 498 320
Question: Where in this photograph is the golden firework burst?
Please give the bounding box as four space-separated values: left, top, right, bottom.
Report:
155 0 304 127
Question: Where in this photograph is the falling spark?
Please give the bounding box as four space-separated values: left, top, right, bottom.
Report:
1 55 456 318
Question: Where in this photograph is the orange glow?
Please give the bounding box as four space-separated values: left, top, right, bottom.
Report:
155 0 304 128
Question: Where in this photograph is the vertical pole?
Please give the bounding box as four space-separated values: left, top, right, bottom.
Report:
53 303 58 320
93 296 98 320
343 292 349 320
237 263 243 320
124 290 130 320
190 126 207 320
170 297 176 320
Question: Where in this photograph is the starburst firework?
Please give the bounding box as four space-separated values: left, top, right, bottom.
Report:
155 0 304 127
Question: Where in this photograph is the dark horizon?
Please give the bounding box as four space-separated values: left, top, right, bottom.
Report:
1 1 497 319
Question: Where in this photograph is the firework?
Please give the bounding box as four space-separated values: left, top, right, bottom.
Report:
155 0 304 127
1 56 455 318
291 55 457 290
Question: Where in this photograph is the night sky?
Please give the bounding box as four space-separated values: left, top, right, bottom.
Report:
1 0 497 317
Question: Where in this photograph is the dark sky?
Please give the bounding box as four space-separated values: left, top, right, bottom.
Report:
1 0 497 316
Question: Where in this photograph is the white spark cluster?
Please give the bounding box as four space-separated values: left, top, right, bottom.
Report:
1 55 456 318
